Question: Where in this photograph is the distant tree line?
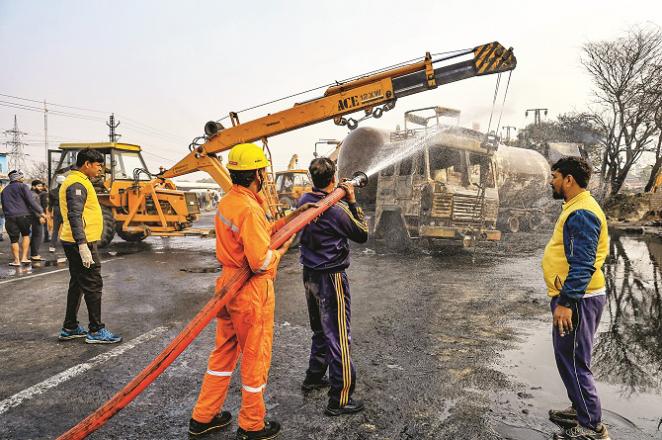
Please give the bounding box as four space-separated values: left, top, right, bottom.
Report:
516 25 662 200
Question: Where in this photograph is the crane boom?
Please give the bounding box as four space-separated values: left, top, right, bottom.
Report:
162 42 515 180
112 42 515 237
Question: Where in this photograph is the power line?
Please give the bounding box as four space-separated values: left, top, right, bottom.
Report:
0 102 44 113
0 104 186 150
0 93 199 164
142 150 177 163
1 92 191 143
0 102 106 122
0 93 109 114
0 99 189 147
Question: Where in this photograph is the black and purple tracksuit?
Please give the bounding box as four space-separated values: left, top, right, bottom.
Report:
298 188 368 406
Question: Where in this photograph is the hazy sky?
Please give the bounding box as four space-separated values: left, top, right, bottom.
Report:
1 0 660 178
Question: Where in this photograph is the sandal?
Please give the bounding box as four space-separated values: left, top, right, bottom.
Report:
31 256 43 261
20 260 32 264
9 262 21 266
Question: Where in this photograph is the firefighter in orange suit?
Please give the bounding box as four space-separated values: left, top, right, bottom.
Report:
189 143 314 440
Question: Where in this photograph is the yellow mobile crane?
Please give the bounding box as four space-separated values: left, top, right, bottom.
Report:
113 42 516 237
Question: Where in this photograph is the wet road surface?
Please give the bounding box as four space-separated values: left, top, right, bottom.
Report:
1 213 661 439
491 232 662 440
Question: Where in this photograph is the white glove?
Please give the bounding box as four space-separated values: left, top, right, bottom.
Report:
78 244 94 268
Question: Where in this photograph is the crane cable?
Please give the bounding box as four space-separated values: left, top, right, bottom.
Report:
486 70 513 139
472 69 513 262
495 70 513 137
485 73 502 137
214 48 472 123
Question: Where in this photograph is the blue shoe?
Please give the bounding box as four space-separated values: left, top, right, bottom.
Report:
85 328 122 344
58 325 87 341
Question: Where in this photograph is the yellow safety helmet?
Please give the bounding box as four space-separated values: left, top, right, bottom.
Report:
226 143 271 171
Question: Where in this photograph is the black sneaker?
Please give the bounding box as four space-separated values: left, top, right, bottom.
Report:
189 411 232 437
549 406 578 428
553 423 610 440
324 398 365 416
236 420 281 440
301 375 330 391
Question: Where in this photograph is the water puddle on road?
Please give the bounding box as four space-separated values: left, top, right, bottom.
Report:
492 232 662 439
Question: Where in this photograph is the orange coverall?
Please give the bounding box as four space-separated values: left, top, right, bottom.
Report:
192 184 287 431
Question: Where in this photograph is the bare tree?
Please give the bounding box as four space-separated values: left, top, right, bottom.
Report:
644 62 662 192
582 26 662 197
27 161 49 181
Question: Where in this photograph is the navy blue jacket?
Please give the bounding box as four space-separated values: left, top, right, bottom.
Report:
0 181 44 218
559 209 601 304
298 188 368 272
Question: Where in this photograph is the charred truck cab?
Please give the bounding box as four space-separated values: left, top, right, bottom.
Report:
338 107 501 248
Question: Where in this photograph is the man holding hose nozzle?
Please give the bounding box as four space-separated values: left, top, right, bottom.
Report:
298 157 368 416
189 143 316 440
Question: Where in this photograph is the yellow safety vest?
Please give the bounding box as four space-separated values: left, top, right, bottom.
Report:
59 171 103 243
541 191 609 297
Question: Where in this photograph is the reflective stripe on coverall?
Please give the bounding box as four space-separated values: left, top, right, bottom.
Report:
192 184 287 431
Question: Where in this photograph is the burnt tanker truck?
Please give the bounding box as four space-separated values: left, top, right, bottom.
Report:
337 107 553 247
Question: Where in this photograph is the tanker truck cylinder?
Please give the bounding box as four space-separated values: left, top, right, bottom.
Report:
337 127 392 210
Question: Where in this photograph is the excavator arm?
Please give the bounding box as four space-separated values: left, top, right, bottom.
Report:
161 42 515 184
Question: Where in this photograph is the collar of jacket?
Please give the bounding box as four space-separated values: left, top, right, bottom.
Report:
311 186 329 196
231 184 264 205
562 190 591 211
70 170 90 181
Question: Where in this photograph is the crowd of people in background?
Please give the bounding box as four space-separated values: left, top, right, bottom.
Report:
0 170 65 265
196 189 221 211
1 172 221 263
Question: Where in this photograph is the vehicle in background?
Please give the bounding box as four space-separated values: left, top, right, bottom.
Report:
338 107 554 247
339 107 500 248
494 144 553 232
48 142 201 247
275 169 312 211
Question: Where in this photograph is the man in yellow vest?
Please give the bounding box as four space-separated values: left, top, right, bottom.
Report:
58 148 121 344
542 157 610 440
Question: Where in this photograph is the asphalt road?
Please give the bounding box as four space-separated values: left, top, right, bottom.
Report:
1 213 660 439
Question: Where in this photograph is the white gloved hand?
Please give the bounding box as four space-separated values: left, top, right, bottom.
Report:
78 244 94 268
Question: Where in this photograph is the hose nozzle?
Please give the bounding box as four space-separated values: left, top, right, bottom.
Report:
350 171 368 188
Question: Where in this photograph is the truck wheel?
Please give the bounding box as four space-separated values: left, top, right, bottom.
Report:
507 216 520 233
527 215 542 231
376 212 410 250
98 206 116 248
116 226 147 243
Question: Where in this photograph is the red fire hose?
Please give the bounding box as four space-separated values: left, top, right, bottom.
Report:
56 171 368 440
